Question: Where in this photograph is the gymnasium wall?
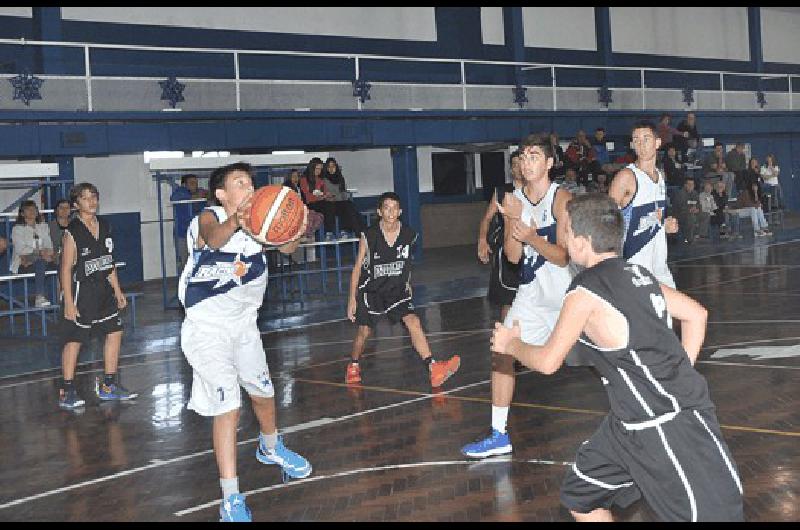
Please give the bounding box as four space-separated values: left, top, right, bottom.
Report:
761 7 800 65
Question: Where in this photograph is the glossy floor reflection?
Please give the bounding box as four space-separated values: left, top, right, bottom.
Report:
0 230 798 521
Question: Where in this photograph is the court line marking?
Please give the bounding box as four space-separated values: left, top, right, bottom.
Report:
708 320 800 325
0 377 492 511
685 268 793 292
669 237 800 264
175 458 573 517
690 291 800 296
671 264 793 268
698 360 800 371
261 329 492 352
700 336 800 350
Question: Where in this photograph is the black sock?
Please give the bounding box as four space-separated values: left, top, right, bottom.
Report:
63 379 74 390
350 358 359 365
423 356 434 367
104 373 116 387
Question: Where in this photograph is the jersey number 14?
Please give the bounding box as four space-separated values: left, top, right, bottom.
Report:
397 245 410 259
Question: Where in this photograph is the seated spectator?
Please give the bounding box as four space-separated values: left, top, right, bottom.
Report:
48 198 73 266
170 174 208 272
703 142 735 195
322 157 366 238
697 180 716 240
760 153 782 209
565 129 599 184
675 112 701 160
612 148 637 169
586 172 609 194
561 168 586 195
299 157 337 240
741 157 766 205
712 180 741 240
672 179 701 243
548 132 566 180
725 143 747 183
283 169 323 239
663 146 686 187
656 113 688 154
10 200 56 307
734 181 772 237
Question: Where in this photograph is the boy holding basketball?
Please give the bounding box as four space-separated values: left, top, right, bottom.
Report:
491 193 743 521
178 162 311 522
345 192 461 387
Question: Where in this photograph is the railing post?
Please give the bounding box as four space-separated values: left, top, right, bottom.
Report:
551 66 557 111
84 45 92 112
461 61 467 111
355 56 361 111
789 75 793 111
720 72 725 110
234 51 240 111
641 69 646 109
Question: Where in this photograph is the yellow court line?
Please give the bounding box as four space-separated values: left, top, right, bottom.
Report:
292 377 800 438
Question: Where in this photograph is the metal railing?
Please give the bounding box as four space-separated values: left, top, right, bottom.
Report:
0 37 796 112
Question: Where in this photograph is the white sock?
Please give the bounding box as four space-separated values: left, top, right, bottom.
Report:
220 477 239 499
491 405 509 434
261 431 278 450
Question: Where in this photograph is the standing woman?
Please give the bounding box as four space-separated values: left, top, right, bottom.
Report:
322 157 365 238
760 154 782 209
300 158 337 240
10 200 56 307
58 183 137 409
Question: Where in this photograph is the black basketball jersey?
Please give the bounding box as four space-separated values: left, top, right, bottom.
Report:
65 217 115 284
568 257 714 423
358 223 417 296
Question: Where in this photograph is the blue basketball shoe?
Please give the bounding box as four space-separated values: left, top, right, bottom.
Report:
219 493 251 522
58 387 86 409
461 428 512 458
256 435 312 479
96 377 138 401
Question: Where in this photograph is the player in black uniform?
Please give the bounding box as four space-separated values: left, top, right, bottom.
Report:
345 192 461 388
478 150 523 320
58 183 138 409
491 193 743 522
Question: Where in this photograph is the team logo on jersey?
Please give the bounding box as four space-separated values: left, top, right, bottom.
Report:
81 247 90 257
191 253 251 289
105 238 113 253
84 254 114 276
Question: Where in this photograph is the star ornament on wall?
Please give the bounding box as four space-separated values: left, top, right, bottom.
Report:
159 75 186 108
512 84 528 108
352 78 371 104
682 86 695 107
756 91 767 109
9 71 44 106
597 84 613 107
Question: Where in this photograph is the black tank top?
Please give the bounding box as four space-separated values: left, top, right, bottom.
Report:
569 257 714 422
66 217 115 283
359 223 417 296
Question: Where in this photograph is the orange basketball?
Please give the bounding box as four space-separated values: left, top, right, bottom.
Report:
247 185 307 245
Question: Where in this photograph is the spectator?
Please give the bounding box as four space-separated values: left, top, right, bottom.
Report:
656 113 688 153
283 169 323 239
299 157 337 240
0 237 6 256
561 168 586 195
672 179 701 243
675 112 701 159
760 153 782 209
725 143 747 178
712 180 741 240
48 198 73 265
613 147 637 166
565 129 599 184
321 157 366 238
697 180 716 240
591 128 610 166
10 200 56 307
548 132 566 180
663 145 686 187
742 157 765 205
703 142 735 195
586 172 610 194
170 174 208 272
734 179 772 237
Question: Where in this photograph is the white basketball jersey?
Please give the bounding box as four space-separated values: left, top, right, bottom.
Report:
621 164 675 288
178 206 268 318
513 182 572 309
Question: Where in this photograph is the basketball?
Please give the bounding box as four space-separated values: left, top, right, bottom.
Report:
247 185 307 245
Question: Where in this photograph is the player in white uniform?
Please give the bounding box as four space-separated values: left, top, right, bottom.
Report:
179 162 310 522
609 120 678 288
462 133 573 458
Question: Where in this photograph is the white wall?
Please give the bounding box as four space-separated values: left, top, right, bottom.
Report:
61 7 437 42
610 7 749 61
481 7 505 46
0 7 31 17
761 7 800 65
523 7 596 51
330 149 393 197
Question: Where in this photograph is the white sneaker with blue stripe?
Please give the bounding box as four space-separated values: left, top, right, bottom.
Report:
461 428 512 458
256 434 312 479
219 493 251 522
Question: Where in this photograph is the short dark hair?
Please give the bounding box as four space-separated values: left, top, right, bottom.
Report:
595 127 605 133
631 120 658 136
714 142 724 149
509 150 521 164
660 112 671 121
566 193 624 256
180 173 198 186
54 198 70 210
209 162 253 206
69 182 99 208
377 191 401 209
519 133 554 160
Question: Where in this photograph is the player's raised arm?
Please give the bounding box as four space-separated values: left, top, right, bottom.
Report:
660 284 708 365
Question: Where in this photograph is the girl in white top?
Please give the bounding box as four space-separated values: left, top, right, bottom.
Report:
10 200 55 307
759 154 780 186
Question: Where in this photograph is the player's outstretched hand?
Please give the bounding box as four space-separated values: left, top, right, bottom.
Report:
347 297 357 322
235 191 255 234
490 320 521 355
497 194 523 220
277 205 308 255
664 216 679 234
511 218 538 244
478 239 491 264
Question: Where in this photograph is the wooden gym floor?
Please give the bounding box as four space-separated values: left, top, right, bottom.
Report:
0 237 797 522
